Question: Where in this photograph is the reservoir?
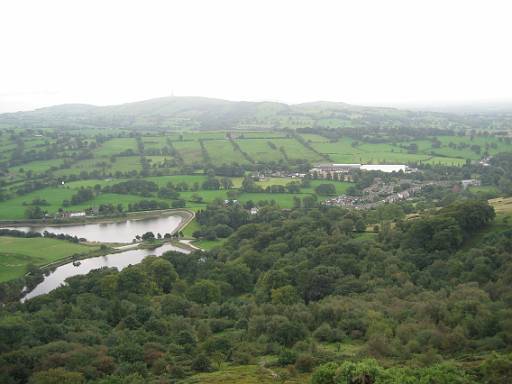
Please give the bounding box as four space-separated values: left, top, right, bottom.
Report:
22 242 190 301
1 212 193 301
7 214 183 243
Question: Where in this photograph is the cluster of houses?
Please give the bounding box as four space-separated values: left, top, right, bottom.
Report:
323 179 461 209
58 211 86 218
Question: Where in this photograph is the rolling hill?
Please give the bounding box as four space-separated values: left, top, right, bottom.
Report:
0 96 510 131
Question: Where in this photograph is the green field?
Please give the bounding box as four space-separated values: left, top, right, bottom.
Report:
173 140 203 164
93 138 137 156
307 134 512 165
237 139 284 162
2 129 511 224
0 175 353 220
203 140 249 164
0 237 99 282
0 187 169 220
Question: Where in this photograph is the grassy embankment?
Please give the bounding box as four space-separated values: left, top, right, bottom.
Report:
0 237 100 283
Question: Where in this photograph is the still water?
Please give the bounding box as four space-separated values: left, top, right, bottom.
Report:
10 214 183 243
22 242 189 301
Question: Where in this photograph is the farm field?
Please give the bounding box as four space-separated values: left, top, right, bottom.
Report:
203 139 249 164
93 138 138 156
0 173 350 220
307 134 512 165
0 236 99 282
0 187 169 220
236 139 284 162
2 129 511 224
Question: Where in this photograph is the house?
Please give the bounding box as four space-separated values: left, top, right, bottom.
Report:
250 207 259 215
461 179 481 190
69 212 86 218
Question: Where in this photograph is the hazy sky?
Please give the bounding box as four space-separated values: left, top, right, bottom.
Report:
1 0 511 112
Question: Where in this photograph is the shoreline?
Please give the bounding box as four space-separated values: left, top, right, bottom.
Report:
1 209 198 284
0 208 194 228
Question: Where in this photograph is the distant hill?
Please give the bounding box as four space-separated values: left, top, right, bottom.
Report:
0 96 510 131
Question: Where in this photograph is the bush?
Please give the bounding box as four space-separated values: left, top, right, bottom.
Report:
313 323 335 342
277 349 297 366
171 199 186 208
231 351 253 365
315 184 336 196
191 353 211 372
310 362 338 384
295 353 315 373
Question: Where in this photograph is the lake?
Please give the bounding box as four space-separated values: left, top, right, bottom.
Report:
22 242 190 301
2 213 191 301
8 214 183 243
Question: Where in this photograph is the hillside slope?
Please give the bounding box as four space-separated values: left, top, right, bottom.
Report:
0 96 509 131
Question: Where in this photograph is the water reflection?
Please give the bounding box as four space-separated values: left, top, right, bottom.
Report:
22 242 189 301
8 214 182 243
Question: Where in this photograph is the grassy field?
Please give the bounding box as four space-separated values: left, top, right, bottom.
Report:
182 364 309 384
0 237 99 282
0 187 170 220
173 140 204 164
203 140 249 164
2 129 510 224
0 175 353 220
304 180 351 195
307 134 512 165
93 138 137 156
237 139 285 162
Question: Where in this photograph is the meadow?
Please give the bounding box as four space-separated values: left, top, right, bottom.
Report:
2 129 509 223
0 236 99 282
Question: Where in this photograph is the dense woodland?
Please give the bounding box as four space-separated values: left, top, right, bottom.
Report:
1 197 511 383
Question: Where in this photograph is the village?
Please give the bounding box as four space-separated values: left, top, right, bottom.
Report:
308 163 480 209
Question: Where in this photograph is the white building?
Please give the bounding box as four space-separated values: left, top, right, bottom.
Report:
360 164 411 173
69 212 86 218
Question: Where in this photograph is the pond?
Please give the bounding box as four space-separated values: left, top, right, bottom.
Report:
8 214 183 243
22 242 190 301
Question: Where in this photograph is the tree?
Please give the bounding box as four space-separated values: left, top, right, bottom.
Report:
214 224 233 238
241 176 261 192
271 285 301 305
315 184 336 196
441 200 495 234
144 258 177 293
190 193 203 203
302 196 317 209
25 206 45 219
187 280 221 304
220 177 233 190
141 231 155 241
171 199 186 208
117 267 149 294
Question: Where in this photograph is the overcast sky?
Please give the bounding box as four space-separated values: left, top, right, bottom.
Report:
0 0 511 112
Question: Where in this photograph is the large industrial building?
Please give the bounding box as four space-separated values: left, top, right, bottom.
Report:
310 163 414 179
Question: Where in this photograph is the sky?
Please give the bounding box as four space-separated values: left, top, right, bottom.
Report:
0 0 511 113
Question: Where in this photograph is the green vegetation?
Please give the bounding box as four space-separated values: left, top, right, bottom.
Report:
2 101 512 383
0 199 511 383
0 237 98 282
